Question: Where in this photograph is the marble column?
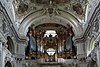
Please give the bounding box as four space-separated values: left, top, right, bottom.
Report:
0 42 6 67
74 38 87 67
0 42 2 67
74 38 85 59
2 42 7 67
97 42 100 67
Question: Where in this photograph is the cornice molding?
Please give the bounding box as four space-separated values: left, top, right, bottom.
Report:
0 2 26 43
74 3 100 42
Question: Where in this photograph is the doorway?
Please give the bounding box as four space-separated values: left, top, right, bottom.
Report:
5 61 12 67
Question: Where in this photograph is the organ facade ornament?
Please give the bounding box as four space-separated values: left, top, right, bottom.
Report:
12 0 87 22
0 0 100 67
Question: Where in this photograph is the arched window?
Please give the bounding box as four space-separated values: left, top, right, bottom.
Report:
7 36 14 53
44 30 57 37
5 61 12 67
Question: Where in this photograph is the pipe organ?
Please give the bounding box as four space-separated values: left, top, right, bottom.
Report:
25 23 76 60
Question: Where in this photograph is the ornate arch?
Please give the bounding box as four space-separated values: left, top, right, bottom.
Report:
7 36 14 53
19 9 83 38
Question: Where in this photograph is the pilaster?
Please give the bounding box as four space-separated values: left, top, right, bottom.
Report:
0 42 2 67
74 38 86 59
96 41 100 67
74 38 88 67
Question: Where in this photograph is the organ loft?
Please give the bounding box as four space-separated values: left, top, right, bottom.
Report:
0 0 99 67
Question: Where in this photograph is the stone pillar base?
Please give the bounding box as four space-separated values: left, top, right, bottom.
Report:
77 62 87 67
77 54 86 60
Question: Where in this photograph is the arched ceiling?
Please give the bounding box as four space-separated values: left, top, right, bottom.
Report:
18 9 83 38
12 0 88 38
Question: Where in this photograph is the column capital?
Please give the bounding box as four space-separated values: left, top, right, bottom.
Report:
73 37 84 44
